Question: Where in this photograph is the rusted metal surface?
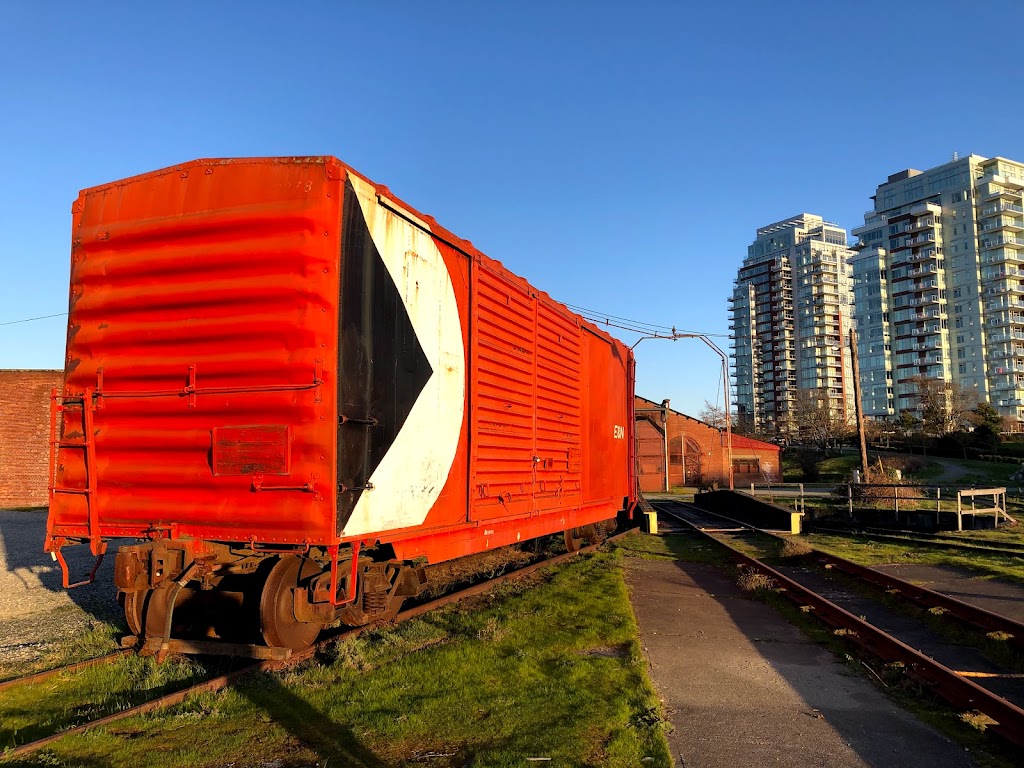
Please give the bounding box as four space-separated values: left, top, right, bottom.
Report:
6 530 635 758
683 502 1024 652
634 416 667 493
47 155 635 580
138 638 292 661
741 551 1024 748
0 659 263 761
660 503 1024 749
810 550 1024 654
0 650 129 693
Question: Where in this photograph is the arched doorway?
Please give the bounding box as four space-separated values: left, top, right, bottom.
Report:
683 437 703 487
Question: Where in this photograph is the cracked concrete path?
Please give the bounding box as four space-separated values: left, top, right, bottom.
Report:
627 557 974 768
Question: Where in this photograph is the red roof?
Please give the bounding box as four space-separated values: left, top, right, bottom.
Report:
729 434 779 452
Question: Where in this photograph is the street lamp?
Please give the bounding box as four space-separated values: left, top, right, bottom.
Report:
631 331 734 490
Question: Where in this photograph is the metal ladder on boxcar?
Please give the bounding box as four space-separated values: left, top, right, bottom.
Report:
48 387 106 586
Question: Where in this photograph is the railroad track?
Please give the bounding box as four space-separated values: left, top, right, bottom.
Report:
0 528 635 761
0 649 130 694
808 524 1024 558
650 499 1024 750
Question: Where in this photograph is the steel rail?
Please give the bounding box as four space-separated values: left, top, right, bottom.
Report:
656 502 1024 748
806 551 1024 654
0 649 130 694
810 525 1024 558
1 528 636 761
652 502 1024 654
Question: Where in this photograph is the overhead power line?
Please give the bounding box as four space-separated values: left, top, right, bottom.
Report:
0 311 66 325
568 303 729 340
0 305 729 341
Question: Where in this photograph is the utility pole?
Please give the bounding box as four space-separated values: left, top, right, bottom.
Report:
849 327 869 480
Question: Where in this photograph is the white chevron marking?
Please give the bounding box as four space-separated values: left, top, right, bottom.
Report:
342 175 466 536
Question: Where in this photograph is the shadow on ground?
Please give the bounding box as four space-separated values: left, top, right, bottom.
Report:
677 558 973 766
0 508 122 627
238 672 389 767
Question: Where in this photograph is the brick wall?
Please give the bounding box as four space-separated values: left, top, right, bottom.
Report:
636 395 781 489
0 370 63 508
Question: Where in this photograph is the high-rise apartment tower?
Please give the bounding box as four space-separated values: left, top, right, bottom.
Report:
851 155 1024 421
730 214 856 434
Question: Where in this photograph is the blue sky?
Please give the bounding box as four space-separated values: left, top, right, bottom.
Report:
2 1 1023 417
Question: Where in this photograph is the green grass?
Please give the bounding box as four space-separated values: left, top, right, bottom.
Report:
934 459 1024 487
7 550 671 768
0 653 211 752
803 532 1024 585
815 453 862 482
883 454 1024 489
946 526 1024 546
0 622 123 683
782 451 862 482
784 450 1024 488
609 529 729 565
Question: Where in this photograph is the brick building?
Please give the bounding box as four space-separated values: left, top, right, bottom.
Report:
634 395 780 492
0 370 63 508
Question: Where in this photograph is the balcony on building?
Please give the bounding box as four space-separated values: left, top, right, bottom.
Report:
982 217 1024 234
977 171 1024 192
982 182 1024 200
906 263 939 278
904 247 941 265
982 202 1024 218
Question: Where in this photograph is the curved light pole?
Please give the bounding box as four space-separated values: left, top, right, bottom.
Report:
631 330 734 490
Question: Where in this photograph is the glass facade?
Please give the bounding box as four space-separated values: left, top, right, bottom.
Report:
854 155 1024 422
730 215 855 434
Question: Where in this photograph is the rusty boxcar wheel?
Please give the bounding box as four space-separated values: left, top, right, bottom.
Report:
144 585 178 641
121 590 146 636
259 556 324 650
564 528 584 552
564 524 601 552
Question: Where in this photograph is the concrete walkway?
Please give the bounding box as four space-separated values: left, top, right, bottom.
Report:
627 557 974 768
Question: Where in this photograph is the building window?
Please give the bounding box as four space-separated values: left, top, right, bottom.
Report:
732 459 761 475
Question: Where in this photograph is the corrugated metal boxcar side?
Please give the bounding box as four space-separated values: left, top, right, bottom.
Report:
48 156 635 571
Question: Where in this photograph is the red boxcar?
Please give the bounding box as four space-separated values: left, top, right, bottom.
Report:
46 157 637 651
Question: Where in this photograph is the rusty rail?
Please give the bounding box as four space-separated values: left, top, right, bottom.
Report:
810 525 1024 558
0 649 130 694
657 502 1024 749
667 504 1024 656
809 550 1024 655
1 528 636 760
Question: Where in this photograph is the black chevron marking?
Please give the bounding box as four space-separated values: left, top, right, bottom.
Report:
336 179 434 533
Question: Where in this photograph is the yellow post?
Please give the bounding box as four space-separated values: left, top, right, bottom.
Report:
645 510 658 535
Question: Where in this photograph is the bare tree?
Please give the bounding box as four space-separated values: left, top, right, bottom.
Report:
862 418 889 448
908 376 979 437
698 400 727 429
792 388 851 456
